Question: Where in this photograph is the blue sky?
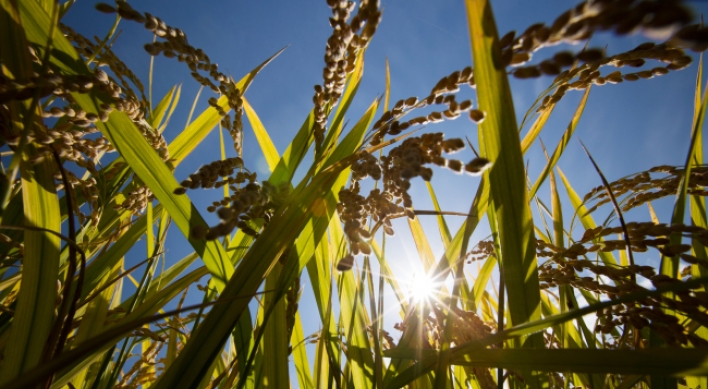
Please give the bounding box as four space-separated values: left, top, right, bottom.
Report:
59 0 708 384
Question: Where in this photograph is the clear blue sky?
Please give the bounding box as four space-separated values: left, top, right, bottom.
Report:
61 0 708 384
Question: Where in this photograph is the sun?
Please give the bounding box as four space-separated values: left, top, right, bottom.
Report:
407 272 440 304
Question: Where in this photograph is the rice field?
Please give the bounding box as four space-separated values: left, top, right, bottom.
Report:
1 0 708 388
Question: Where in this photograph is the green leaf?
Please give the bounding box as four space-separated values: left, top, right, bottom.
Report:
389 348 708 377
425 182 452 248
465 0 543 350
308 237 341 388
268 111 316 185
556 166 617 266
158 85 181 133
364 257 385 389
0 0 35 215
529 86 590 199
149 85 177 130
0 155 61 383
337 259 376 389
472 255 497 310
243 97 280 172
520 102 555 155
262 265 289 389
62 260 122 389
432 178 489 295
291 312 315 389
689 54 708 282
407 216 438 271
232 303 254 386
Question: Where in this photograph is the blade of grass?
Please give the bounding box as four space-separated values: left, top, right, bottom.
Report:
689 54 708 292
262 264 289 389
158 85 181 133
472 255 497 312
330 213 376 389
384 58 391 112
425 182 452 248
369 238 407 314
149 85 177 130
0 155 61 383
231 301 255 386
485 204 506 388
465 0 543 352
185 86 204 130
243 97 280 171
520 100 555 155
556 166 617 266
529 87 591 198
65 260 122 389
268 111 316 185
97 108 234 289
391 348 708 377
291 311 315 389
0 0 34 215
364 257 384 389
310 237 341 388
431 178 488 281
407 217 437 271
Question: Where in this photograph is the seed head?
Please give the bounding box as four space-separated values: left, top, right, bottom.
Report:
95 3 116 13
337 254 355 271
465 157 492 176
191 225 208 240
468 109 486 123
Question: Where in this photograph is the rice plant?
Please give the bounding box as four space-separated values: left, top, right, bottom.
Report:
1 0 708 388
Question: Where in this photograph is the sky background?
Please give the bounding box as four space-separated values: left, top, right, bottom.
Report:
59 0 708 385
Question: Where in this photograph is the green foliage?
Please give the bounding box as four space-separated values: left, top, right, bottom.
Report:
1 0 708 388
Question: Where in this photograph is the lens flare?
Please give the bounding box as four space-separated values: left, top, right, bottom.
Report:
407 272 438 303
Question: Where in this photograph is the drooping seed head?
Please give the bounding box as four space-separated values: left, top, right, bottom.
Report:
337 254 355 271
465 157 492 176
191 224 208 240
468 109 486 123
95 3 116 13
442 138 465 154
447 159 463 173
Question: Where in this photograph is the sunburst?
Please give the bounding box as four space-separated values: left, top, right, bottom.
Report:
405 271 445 305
